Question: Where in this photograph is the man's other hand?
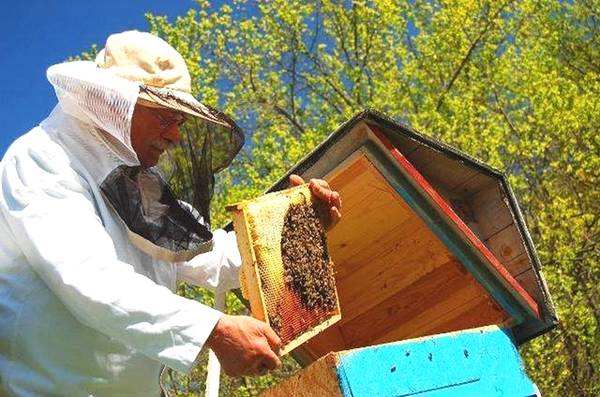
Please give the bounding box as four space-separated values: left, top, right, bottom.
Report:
206 315 282 377
289 174 342 229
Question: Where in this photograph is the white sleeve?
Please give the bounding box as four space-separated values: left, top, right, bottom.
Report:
0 147 221 374
177 228 242 294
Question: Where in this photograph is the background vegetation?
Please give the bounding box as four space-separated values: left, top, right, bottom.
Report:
91 1 600 395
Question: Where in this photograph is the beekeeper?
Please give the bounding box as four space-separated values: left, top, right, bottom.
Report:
0 30 342 396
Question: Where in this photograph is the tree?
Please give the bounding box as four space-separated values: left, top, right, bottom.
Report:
143 0 598 395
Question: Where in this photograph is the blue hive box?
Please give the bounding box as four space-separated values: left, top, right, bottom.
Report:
263 326 538 397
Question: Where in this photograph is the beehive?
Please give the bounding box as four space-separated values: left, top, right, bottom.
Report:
225 110 556 396
240 111 556 365
226 184 341 354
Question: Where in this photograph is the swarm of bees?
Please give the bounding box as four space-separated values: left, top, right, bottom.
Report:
268 311 283 334
280 202 337 312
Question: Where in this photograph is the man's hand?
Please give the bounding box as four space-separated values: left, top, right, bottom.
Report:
289 174 342 229
206 315 282 377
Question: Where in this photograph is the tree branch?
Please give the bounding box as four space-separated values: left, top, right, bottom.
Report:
435 1 512 112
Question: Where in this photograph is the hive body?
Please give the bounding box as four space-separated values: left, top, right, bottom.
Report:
261 326 537 397
227 184 341 354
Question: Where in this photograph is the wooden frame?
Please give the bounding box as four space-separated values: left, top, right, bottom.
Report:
227 184 341 355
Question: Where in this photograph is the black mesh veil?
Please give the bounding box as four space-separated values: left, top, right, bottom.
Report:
160 105 244 227
100 165 215 260
99 104 244 262
99 92 244 262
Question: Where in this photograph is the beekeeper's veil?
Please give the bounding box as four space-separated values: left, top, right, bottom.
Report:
45 30 244 262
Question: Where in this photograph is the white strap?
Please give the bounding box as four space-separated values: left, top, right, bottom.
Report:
205 291 226 397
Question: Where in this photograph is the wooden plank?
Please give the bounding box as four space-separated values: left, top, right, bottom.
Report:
299 323 347 360
506 253 532 276
300 121 371 181
468 183 516 241
261 352 343 397
368 126 540 320
334 216 452 303
404 146 480 192
451 172 496 198
230 207 268 322
339 258 509 349
363 156 534 324
446 196 484 239
516 270 543 304
370 284 510 347
458 181 538 301
429 295 515 336
485 225 527 266
325 154 455 323
513 268 555 340
374 126 421 157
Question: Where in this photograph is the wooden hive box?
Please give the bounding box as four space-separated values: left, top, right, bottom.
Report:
261 326 538 397
227 184 341 354
228 110 557 365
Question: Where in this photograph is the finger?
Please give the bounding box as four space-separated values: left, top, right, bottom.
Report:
260 347 282 371
309 178 331 191
289 174 305 186
309 179 332 203
223 366 235 377
261 323 283 353
254 362 268 376
330 191 342 210
329 206 342 228
309 180 342 210
252 359 276 376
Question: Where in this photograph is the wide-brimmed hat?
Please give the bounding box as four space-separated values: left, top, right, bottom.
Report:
95 30 231 129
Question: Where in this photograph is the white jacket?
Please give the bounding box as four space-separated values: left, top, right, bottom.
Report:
0 107 241 396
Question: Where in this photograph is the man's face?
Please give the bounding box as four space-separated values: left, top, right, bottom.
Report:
130 104 187 168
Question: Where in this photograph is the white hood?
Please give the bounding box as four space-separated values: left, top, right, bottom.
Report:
45 60 215 262
47 60 140 166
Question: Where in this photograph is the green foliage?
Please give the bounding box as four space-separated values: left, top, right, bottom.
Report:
68 44 99 62
143 0 598 395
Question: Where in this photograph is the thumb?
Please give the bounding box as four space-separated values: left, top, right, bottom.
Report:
289 174 305 186
260 323 283 353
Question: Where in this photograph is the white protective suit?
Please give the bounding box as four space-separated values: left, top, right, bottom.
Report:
0 61 242 396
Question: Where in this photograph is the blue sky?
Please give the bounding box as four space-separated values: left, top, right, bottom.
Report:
1 1 203 157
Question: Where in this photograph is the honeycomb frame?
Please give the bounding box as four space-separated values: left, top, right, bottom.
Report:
226 184 341 354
